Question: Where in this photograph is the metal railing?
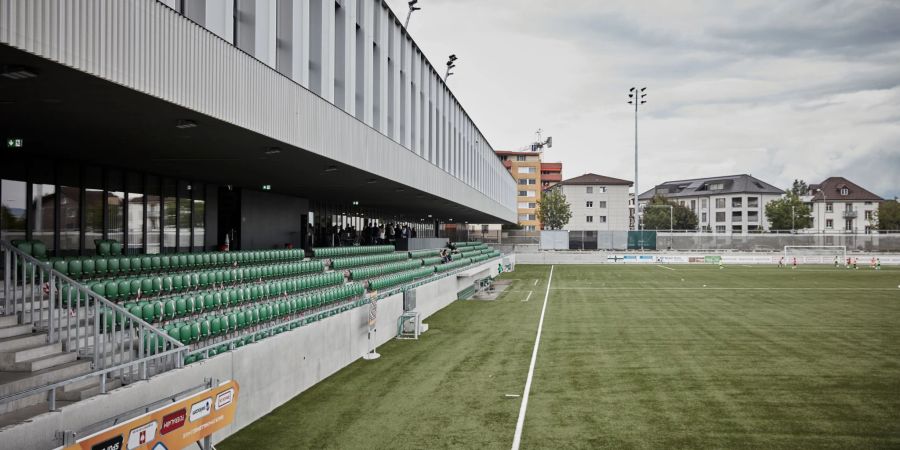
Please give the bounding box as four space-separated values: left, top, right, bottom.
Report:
1 240 186 412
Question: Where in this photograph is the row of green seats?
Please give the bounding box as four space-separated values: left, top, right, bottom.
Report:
96 272 345 324
435 258 473 273
459 248 492 259
420 256 442 266
85 261 323 301
367 267 435 291
452 241 482 248
349 260 422 281
331 252 408 270
313 245 394 259
408 249 441 259
50 249 305 279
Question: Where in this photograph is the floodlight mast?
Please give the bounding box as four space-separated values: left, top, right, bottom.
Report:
404 0 421 29
445 54 458 80
628 87 647 233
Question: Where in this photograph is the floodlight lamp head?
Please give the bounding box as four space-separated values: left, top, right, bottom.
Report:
449 54 458 61
640 100 646 104
629 93 633 98
641 87 647 92
628 101 633 104
629 87 635 92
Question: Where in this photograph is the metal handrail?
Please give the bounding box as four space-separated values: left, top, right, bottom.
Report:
1 240 187 413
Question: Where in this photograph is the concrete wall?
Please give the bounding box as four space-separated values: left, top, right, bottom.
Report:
0 258 505 450
240 190 309 249
514 251 900 265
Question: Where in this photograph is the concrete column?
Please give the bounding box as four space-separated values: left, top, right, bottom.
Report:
390 21 402 140
361 0 374 126
322 0 335 102
376 5 389 134
402 35 412 148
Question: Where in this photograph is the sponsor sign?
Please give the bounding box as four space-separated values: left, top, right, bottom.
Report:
64 380 239 450
127 421 157 450
215 389 234 410
189 398 212 422
160 409 186 435
90 436 123 450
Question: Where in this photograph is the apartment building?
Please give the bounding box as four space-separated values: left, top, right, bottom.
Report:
495 150 563 230
553 173 633 231
803 177 883 233
638 174 783 233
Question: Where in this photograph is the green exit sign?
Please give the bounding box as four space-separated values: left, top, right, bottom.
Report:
6 138 23 148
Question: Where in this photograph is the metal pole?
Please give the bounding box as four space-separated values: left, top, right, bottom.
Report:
670 206 673 232
404 9 412 28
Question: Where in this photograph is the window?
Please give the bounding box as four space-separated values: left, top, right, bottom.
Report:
709 183 724 191
840 188 849 195
598 216 607 223
715 198 726 208
748 211 759 222
586 201 593 208
716 212 726 222
701 198 708 209
747 197 758 207
84 188 103 253
518 202 530 209
845 219 853 231
732 225 743 233
59 186 80 253
597 187 607 193
1 179 27 243
732 211 743 220
825 202 833 212
586 187 594 194
518 179 528 185
524 225 536 231
146 177 161 254
527 179 536 185
598 201 607 208
845 203 853 212
865 201 872 206
865 211 873 220
128 192 144 254
31 184 55 251
528 202 537 209
517 167 536 174
518 190 528 197
525 191 536 198
732 197 742 208
679 201 685 206
825 219 833 229
690 200 696 211
715 225 726 233
701 212 707 223
516 155 526 161
586 216 593 223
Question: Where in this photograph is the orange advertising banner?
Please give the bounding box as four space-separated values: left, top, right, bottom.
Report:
63 380 239 450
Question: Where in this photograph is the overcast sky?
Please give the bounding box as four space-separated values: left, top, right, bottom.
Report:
385 0 900 199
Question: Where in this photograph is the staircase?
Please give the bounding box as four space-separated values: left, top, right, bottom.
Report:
0 240 185 429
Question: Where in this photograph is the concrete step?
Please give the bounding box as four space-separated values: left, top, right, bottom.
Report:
0 342 61 367
0 333 47 352
56 377 122 401
2 351 78 372
0 324 32 340
0 359 92 415
0 315 17 328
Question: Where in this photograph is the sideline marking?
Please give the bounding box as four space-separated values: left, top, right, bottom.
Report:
522 291 533 302
656 265 675 271
512 265 554 450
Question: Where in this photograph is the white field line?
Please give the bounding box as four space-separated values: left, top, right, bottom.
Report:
512 265 554 450
550 287 899 291
533 279 539 286
656 265 675 271
522 291 533 302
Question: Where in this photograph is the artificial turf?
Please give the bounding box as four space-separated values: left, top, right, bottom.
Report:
218 264 900 449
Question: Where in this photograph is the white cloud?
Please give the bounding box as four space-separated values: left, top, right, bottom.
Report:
386 0 900 198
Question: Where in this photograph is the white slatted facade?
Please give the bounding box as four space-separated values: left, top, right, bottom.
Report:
0 0 516 223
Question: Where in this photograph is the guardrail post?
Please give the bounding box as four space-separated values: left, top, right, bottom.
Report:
93 301 100 369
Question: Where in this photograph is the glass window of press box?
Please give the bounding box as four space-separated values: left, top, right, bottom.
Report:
0 158 207 257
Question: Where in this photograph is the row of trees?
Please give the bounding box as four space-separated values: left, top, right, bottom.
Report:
535 182 900 231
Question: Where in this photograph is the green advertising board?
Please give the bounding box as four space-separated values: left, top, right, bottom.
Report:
704 255 722 264
627 231 657 250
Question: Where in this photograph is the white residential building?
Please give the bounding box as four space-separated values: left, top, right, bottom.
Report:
552 173 633 231
638 174 784 234
802 177 883 233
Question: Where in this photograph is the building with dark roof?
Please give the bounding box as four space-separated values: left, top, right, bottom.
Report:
803 177 883 233
638 174 784 233
552 173 633 232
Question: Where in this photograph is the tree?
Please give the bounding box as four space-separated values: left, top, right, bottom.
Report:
790 179 809 196
876 200 900 230
765 192 812 230
641 194 698 230
537 188 572 230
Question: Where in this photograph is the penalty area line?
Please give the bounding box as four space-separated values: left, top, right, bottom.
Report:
522 291 533 302
656 265 675 271
512 265 554 450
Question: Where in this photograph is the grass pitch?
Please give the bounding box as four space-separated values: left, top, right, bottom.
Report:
219 264 900 449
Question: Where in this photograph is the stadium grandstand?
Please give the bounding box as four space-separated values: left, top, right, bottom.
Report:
0 1 514 448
